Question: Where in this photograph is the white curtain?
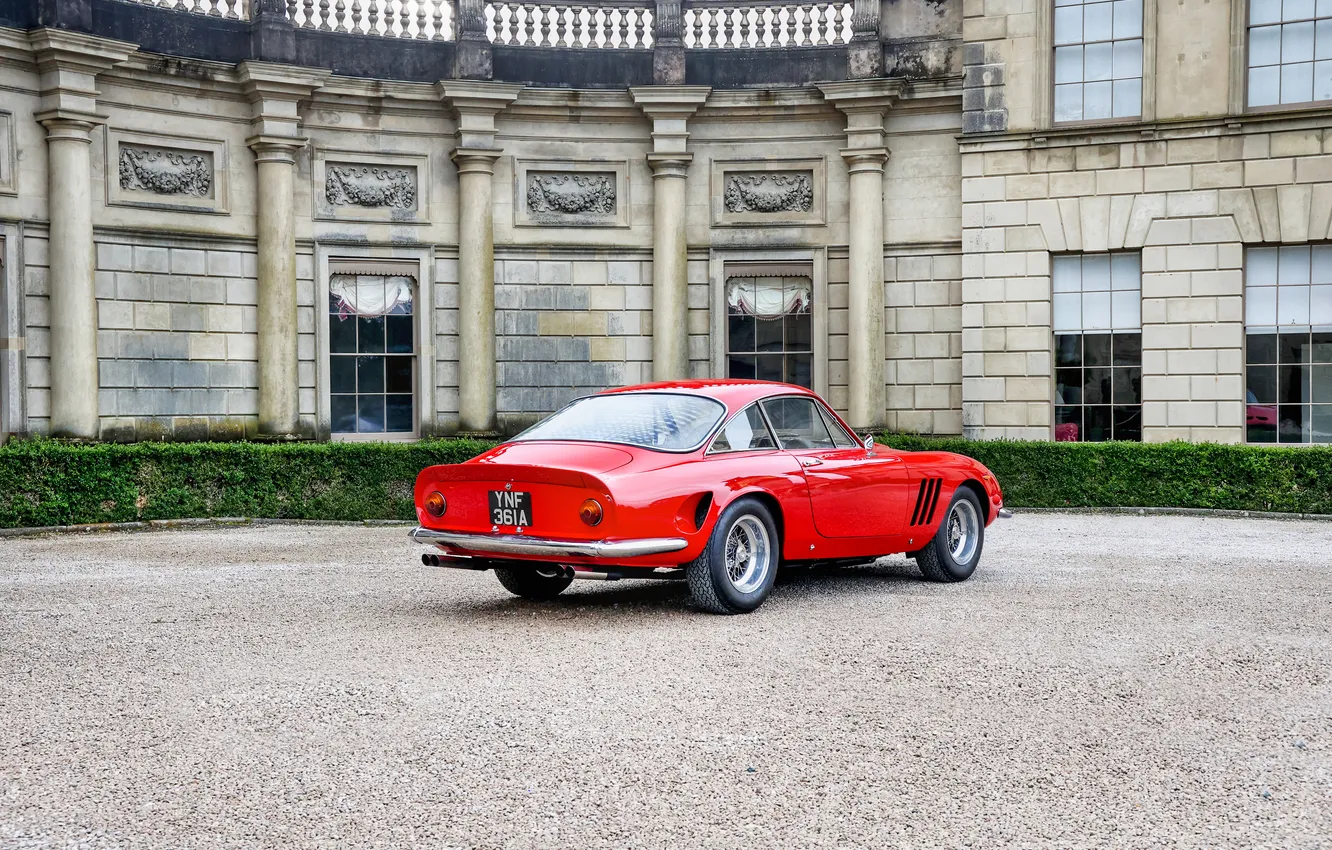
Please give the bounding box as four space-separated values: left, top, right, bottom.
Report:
726 276 811 319
330 274 414 317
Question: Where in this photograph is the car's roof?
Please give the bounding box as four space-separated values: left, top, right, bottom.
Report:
598 379 819 409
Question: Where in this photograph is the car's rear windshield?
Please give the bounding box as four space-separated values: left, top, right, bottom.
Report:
514 393 725 451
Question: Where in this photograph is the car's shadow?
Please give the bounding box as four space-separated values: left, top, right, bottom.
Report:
405 557 925 620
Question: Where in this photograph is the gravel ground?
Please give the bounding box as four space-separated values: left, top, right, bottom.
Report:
0 513 1329 849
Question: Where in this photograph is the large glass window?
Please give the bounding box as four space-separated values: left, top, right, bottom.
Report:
516 392 725 451
1247 0 1332 107
761 396 837 450
1053 0 1144 122
1244 246 1332 443
726 276 813 388
329 273 416 435
1053 253 1143 441
709 404 778 453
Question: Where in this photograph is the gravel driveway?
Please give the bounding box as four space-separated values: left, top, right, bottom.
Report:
1 513 1329 849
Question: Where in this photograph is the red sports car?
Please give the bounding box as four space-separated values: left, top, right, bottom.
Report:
411 380 1010 614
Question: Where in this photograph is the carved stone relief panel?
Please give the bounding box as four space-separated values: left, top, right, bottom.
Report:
312 149 428 224
105 130 229 214
711 158 826 227
514 160 629 228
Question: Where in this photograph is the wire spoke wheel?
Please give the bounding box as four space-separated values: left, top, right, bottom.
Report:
946 498 980 565
724 515 771 593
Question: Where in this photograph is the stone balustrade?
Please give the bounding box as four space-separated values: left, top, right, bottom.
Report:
118 0 250 17
683 1 852 48
288 0 454 38
485 2 654 48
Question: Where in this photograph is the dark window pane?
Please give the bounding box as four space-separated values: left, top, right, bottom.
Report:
819 404 857 448
331 395 357 433
1084 333 1113 367
386 357 413 394
386 395 414 432
1084 406 1112 442
755 354 784 382
1112 367 1141 404
1313 365 1332 403
1056 368 1083 404
1112 405 1142 441
1084 368 1113 405
785 314 812 351
329 315 357 354
330 356 356 394
386 315 413 354
1279 331 1309 364
1248 401 1278 443
789 354 813 389
1247 333 1278 365
1312 404 1332 444
756 318 783 352
1279 364 1308 404
1247 365 1278 404
358 355 385 394
1055 406 1081 442
1112 333 1141 366
1279 404 1308 443
1055 334 1082 367
728 354 756 379
1312 332 1332 364
358 316 385 353
357 395 385 433
728 315 756 353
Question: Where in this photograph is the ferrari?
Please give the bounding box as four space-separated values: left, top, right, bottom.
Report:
411 380 1011 614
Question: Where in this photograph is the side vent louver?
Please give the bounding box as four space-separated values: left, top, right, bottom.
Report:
910 478 943 526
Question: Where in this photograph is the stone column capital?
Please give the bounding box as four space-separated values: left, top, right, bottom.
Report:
840 147 889 174
451 147 503 175
630 86 711 155
437 81 524 148
238 61 329 140
35 113 99 142
646 152 693 179
246 135 306 163
29 28 136 122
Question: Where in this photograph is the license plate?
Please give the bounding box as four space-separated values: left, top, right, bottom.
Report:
489 490 532 527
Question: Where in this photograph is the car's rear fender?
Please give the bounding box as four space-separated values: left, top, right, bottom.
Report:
899 452 1004 527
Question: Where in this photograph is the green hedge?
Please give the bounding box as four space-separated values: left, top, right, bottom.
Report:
880 435 1332 515
0 438 495 529
0 436 1328 529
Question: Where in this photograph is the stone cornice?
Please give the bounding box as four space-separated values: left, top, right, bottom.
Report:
28 27 136 122
630 86 712 155
237 61 330 142
818 79 905 151
437 81 524 148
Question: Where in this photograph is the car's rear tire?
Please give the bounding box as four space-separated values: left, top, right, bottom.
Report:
685 496 779 614
494 566 573 600
914 486 985 583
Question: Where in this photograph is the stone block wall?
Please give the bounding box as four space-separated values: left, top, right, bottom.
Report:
885 249 964 434
433 257 461 432
960 124 1332 442
91 236 260 440
21 230 50 434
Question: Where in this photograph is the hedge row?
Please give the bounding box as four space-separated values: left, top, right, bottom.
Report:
0 438 494 529
880 435 1332 515
0 436 1328 529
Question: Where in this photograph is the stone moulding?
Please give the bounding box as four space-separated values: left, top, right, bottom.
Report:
118 146 213 198
724 171 814 214
325 165 417 209
0 110 14 196
526 172 616 216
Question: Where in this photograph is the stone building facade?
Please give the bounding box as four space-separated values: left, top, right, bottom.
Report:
0 0 1327 445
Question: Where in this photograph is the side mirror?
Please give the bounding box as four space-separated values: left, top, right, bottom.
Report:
863 434 875 451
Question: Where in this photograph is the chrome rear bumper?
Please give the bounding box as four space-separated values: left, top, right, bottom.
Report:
409 527 689 559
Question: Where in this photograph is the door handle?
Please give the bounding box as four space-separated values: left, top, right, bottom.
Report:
799 457 823 467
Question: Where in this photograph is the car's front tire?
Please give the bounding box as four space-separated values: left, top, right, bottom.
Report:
914 486 985 583
494 565 574 600
685 496 779 614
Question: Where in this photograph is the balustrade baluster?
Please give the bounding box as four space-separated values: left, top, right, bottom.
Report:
398 0 411 36
286 0 297 22
552 5 564 46
817 3 830 44
796 5 809 45
364 0 377 32
540 5 552 45
574 7 586 47
316 0 330 29
688 9 701 47
758 8 771 47
738 8 750 47
334 0 346 30
832 1 844 43
520 5 534 45
173 0 186 12
225 0 239 19
707 8 719 47
433 0 445 38
416 0 427 37
635 8 647 47
499 5 513 44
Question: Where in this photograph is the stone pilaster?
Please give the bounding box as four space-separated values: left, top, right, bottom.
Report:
238 62 329 438
630 86 710 382
818 80 902 431
438 82 523 433
652 1 685 86
30 28 136 439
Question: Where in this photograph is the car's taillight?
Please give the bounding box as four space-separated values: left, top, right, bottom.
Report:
579 498 603 527
424 491 447 517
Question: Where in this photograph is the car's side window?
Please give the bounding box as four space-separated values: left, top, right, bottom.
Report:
761 397 836 450
708 403 778 453
818 404 858 448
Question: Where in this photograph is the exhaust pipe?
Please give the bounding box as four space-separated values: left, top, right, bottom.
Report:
421 552 491 571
